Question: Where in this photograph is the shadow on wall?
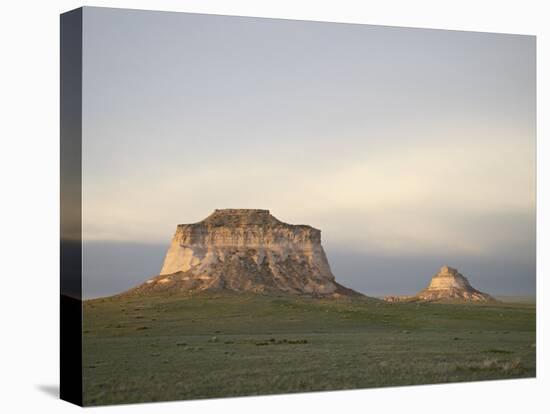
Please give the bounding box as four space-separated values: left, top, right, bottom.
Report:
36 384 59 399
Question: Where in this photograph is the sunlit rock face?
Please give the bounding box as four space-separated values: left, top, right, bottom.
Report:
425 266 472 291
125 209 361 297
416 266 494 302
384 266 495 303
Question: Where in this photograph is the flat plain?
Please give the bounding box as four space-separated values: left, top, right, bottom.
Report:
82 293 535 406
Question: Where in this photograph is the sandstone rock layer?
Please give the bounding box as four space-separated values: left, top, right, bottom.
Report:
385 266 495 302
125 209 361 297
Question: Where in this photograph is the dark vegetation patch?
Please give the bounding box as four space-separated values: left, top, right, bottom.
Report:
255 338 308 346
484 348 514 354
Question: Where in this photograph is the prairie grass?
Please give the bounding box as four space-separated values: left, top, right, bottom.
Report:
82 292 535 406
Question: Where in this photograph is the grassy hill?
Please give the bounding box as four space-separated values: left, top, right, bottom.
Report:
83 292 536 406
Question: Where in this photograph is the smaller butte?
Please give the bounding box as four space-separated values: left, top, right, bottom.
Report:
384 266 495 303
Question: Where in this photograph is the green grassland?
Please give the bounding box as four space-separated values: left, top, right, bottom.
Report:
82 293 536 406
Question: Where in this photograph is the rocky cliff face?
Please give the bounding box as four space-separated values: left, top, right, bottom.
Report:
384 266 495 302
125 209 361 297
417 266 495 301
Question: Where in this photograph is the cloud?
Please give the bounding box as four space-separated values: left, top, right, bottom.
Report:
82 125 534 264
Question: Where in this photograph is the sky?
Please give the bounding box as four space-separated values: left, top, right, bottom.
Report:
81 7 536 299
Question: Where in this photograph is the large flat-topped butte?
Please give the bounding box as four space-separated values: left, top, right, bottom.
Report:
124 209 361 297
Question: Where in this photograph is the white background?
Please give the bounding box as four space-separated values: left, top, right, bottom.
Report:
0 0 547 412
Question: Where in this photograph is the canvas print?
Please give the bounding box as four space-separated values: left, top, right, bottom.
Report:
60 6 536 406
